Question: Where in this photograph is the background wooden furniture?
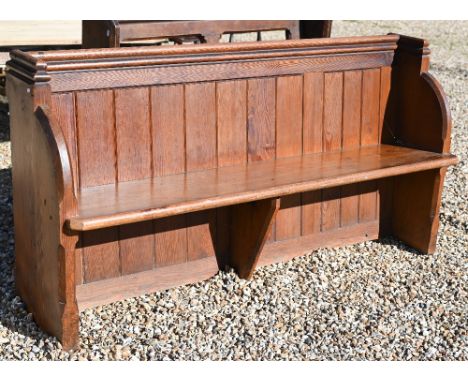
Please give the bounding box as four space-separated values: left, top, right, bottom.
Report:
0 21 81 71
6 34 457 349
81 20 332 48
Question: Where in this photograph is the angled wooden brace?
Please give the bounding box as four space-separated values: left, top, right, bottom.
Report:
228 198 280 279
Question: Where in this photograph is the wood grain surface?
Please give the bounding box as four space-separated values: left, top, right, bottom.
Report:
69 145 457 231
6 33 458 351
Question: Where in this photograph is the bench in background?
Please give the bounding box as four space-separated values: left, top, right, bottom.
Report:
81 20 332 47
6 34 457 349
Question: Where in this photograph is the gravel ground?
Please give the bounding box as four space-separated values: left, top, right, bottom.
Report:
0 21 466 360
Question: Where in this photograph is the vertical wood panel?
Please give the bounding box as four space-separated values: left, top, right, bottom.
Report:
51 93 79 193
341 71 362 227
185 83 217 260
154 216 188 267
115 88 152 182
361 68 381 146
276 75 303 240
186 83 217 172
115 88 154 274
151 85 188 266
247 78 276 163
359 69 381 222
378 66 393 234
379 177 394 236
216 80 248 262
74 236 83 285
50 93 83 285
119 223 154 274
379 66 392 143
75 90 116 187
321 72 343 231
303 73 324 155
217 80 247 167
276 76 303 159
302 72 323 235
342 71 362 149
186 211 216 261
247 77 276 241
76 90 120 282
82 228 120 283
152 85 186 176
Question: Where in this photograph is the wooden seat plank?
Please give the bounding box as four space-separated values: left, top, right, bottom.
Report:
69 144 457 232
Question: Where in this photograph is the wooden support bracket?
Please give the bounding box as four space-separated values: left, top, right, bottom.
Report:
228 198 280 279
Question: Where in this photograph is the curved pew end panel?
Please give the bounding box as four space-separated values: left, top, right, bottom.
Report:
6 34 457 349
382 35 456 254
6 77 80 350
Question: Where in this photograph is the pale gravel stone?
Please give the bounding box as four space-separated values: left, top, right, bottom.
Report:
0 21 466 361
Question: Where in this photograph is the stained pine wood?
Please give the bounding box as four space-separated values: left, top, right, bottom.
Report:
50 93 79 193
82 228 120 283
115 88 151 182
217 80 247 167
216 80 248 264
378 66 393 235
247 78 276 163
154 216 188 267
10 35 398 93
322 72 343 231
359 68 381 223
185 83 217 172
385 36 454 252
247 77 276 241
82 20 331 49
186 211 217 261
77 256 219 310
6 34 457 350
18 34 395 68
276 75 303 241
75 90 121 283
151 85 185 176
340 71 362 227
119 222 154 275
229 198 280 279
388 36 451 153
75 90 116 187
47 53 392 93
379 66 392 142
151 85 188 267
302 72 324 236
260 220 379 267
115 88 154 274
392 169 446 254
7 76 79 350
185 83 217 261
50 93 83 284
69 145 457 231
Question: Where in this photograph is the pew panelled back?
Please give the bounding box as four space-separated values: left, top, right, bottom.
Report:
6 34 455 349
82 20 333 48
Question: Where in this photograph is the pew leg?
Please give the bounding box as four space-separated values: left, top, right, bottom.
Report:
228 198 280 279
58 231 80 351
15 230 80 351
391 168 447 254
